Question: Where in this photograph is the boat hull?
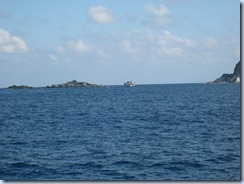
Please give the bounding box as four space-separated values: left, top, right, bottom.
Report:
124 81 135 87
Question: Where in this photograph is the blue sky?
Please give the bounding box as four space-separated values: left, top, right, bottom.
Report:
0 0 240 87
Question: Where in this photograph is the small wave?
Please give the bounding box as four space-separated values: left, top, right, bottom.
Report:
10 141 27 145
147 132 160 137
206 153 239 164
149 161 184 171
100 168 134 180
165 166 183 172
167 160 206 169
69 161 104 170
217 153 239 162
113 160 141 167
149 162 165 167
11 162 39 168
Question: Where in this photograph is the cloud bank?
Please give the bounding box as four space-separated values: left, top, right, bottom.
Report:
0 28 28 53
88 6 115 23
57 40 92 54
145 4 170 16
142 4 171 28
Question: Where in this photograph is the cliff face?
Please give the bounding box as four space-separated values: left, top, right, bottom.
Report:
233 61 240 78
209 61 240 84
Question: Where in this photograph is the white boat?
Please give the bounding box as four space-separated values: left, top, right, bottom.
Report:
124 81 135 87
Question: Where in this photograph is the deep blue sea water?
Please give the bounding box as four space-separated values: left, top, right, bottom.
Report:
0 83 240 180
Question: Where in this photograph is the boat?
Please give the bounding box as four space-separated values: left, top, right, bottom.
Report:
124 81 135 87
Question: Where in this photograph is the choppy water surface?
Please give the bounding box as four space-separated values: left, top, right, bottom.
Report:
0 83 240 180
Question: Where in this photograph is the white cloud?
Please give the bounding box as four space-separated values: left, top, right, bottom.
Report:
57 46 65 53
49 54 57 61
117 30 194 58
96 48 109 58
89 6 115 23
150 31 195 58
142 4 171 28
0 28 28 53
202 37 218 48
158 30 194 47
67 40 92 53
158 47 185 57
121 40 139 54
145 4 169 16
146 32 155 41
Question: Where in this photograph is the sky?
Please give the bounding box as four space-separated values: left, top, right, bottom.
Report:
0 0 240 87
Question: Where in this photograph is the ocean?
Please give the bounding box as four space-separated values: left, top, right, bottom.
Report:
0 83 240 180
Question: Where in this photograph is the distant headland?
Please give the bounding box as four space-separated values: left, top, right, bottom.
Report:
208 61 240 84
7 80 103 89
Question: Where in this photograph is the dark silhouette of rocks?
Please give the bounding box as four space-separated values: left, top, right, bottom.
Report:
6 80 103 89
208 61 240 84
7 85 32 89
46 80 102 88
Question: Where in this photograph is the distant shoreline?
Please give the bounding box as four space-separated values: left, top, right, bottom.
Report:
2 82 240 90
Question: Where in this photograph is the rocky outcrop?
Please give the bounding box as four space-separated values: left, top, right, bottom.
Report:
208 61 240 84
7 85 32 89
46 80 102 88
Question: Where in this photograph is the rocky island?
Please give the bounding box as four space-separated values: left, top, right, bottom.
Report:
46 80 102 88
7 85 32 89
6 80 103 89
208 61 240 84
